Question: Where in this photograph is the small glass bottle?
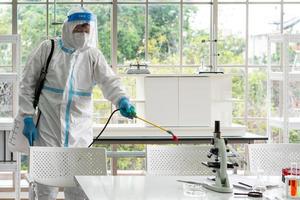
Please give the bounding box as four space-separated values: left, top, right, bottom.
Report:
290 162 298 197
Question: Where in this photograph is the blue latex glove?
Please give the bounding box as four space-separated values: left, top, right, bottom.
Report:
118 97 136 119
23 117 38 146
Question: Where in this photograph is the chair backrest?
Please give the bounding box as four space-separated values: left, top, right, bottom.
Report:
146 145 214 176
247 143 300 176
29 147 107 187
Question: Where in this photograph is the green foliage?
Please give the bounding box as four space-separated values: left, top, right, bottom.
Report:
148 5 179 64
218 35 245 64
0 6 11 35
290 130 300 143
117 5 145 64
248 69 267 117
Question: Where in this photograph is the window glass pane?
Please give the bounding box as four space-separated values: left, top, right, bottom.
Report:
149 67 180 74
120 76 136 99
288 42 300 72
182 67 199 74
48 4 79 37
248 4 281 65
270 40 281 71
149 0 179 3
0 43 12 72
117 5 145 65
84 0 111 2
93 86 112 124
270 80 282 118
218 0 245 2
219 67 245 118
18 0 45 2
0 81 13 117
93 101 112 124
233 118 245 126
0 5 12 34
87 5 112 61
218 4 246 65
49 0 80 2
247 120 266 135
117 157 145 171
249 0 280 2
284 0 300 2
283 5 300 34
271 127 283 143
183 5 210 65
248 68 267 117
149 5 179 65
18 5 47 65
117 144 145 171
221 67 245 100
118 0 145 2
184 0 211 2
289 82 300 118
290 130 300 143
233 102 244 118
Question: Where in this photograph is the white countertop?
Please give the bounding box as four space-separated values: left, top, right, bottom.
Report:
75 175 284 200
93 124 246 137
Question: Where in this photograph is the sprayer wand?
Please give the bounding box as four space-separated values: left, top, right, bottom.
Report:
89 109 179 147
135 115 178 142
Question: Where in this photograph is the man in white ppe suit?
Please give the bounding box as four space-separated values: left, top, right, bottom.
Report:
19 6 136 200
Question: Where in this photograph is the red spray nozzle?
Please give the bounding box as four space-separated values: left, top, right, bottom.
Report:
167 130 179 142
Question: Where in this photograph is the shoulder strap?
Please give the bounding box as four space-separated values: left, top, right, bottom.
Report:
34 39 54 128
33 39 55 110
45 39 55 73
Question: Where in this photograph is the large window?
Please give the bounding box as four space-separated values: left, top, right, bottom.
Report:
3 0 300 173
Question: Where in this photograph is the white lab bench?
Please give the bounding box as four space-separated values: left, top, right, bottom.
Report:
92 124 267 144
75 175 284 200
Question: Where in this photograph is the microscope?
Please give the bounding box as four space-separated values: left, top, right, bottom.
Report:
202 121 238 193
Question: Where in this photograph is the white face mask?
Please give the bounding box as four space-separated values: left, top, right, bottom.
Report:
72 32 90 49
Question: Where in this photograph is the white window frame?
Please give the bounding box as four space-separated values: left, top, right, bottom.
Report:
2 0 298 132
0 35 20 119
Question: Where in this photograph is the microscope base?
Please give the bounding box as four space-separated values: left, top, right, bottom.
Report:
203 183 233 193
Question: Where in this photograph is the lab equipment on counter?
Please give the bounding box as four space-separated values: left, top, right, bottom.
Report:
233 181 278 191
234 191 263 198
282 167 300 183
126 63 150 74
284 162 300 199
182 182 206 198
201 121 238 193
285 175 300 199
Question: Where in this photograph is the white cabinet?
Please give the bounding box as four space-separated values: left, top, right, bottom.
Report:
144 77 179 126
145 75 232 127
267 34 300 143
178 77 211 126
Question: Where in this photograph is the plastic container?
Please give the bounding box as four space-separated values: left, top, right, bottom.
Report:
182 183 206 199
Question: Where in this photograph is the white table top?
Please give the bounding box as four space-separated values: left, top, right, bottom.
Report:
75 175 284 200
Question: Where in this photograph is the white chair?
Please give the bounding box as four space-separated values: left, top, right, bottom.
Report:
28 147 107 199
146 145 214 175
247 143 300 175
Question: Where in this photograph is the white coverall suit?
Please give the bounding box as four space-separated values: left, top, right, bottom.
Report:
19 7 126 199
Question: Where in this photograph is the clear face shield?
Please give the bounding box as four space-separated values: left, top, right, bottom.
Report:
62 7 98 50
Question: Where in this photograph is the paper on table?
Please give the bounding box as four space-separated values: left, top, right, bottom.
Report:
7 114 29 154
